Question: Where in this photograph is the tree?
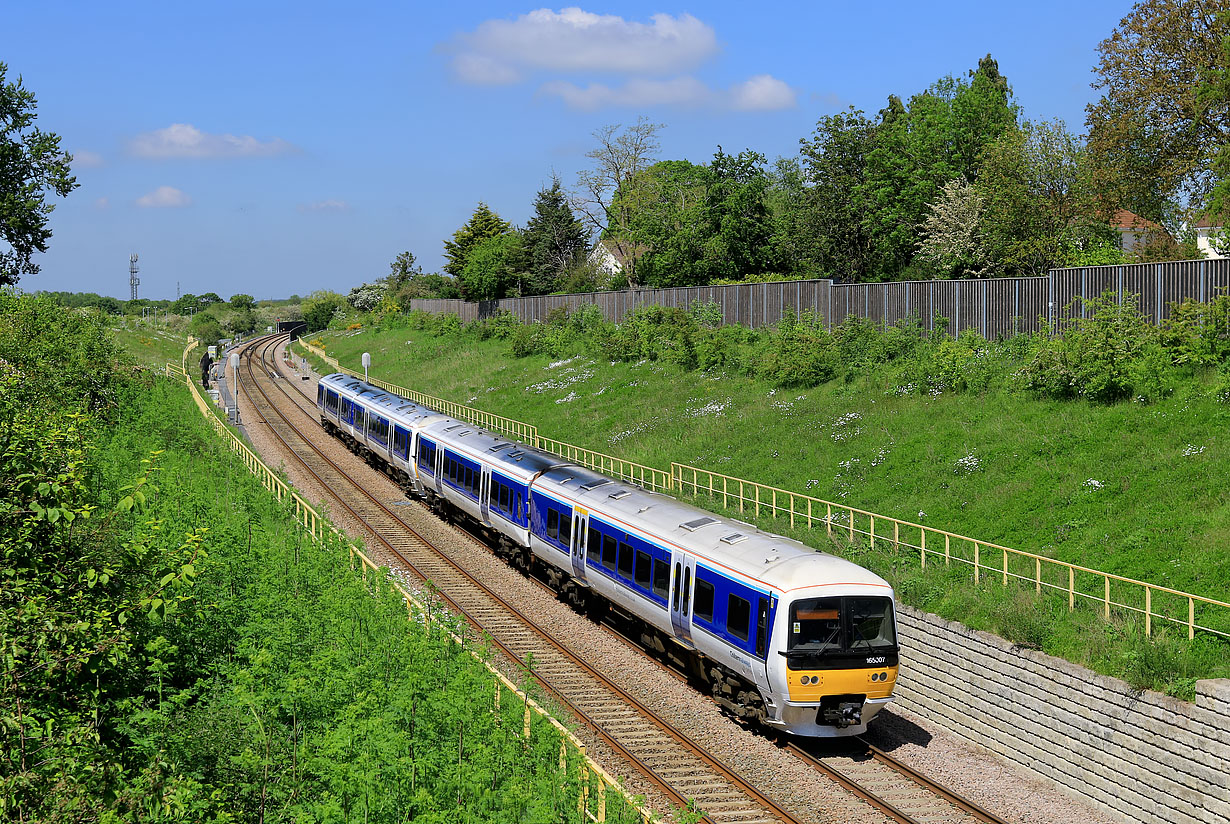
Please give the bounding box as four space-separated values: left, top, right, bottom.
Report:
916 177 992 277
442 203 513 277
522 177 590 295
458 234 527 300
1086 1 1230 218
616 159 710 287
393 273 462 301
171 293 200 315
302 290 345 332
977 119 1111 275
573 117 665 287
0 63 77 285
347 283 384 311
230 293 256 311
863 56 1018 279
385 251 422 292
796 108 878 280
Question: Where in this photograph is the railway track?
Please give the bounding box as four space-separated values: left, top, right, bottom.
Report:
235 333 1011 824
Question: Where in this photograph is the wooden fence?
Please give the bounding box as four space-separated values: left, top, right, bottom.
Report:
175 340 656 824
407 258 1230 337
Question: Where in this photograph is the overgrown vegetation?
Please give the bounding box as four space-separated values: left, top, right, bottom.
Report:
304 296 1230 697
3 293 627 821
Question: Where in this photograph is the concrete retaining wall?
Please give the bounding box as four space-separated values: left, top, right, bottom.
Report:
895 607 1229 824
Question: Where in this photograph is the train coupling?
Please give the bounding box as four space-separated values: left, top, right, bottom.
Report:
820 695 864 728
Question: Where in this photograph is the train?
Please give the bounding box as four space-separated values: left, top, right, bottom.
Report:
316 371 899 737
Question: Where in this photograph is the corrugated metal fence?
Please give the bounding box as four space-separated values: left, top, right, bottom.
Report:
407 259 1230 336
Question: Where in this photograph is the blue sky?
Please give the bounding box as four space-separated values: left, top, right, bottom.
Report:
5 1 1134 301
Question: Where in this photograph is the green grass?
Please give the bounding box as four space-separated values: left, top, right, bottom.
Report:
299 323 1230 698
109 317 189 371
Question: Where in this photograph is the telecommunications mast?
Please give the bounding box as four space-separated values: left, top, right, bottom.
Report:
129 253 140 300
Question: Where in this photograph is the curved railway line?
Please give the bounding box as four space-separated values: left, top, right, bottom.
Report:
234 333 1011 824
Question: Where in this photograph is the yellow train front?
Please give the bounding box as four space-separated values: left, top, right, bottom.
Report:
764 582 899 737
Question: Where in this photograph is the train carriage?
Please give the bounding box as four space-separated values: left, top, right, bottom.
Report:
315 370 899 737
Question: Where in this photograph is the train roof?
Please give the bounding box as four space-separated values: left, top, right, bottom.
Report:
322 373 447 427
420 416 566 482
543 467 889 595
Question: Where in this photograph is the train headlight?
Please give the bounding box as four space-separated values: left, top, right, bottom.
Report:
800 675 808 685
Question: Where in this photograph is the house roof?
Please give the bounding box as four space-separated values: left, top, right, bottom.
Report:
1194 213 1224 229
1111 209 1163 232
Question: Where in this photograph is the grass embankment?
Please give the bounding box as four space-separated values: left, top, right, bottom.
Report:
109 317 189 371
300 315 1230 699
8 303 624 822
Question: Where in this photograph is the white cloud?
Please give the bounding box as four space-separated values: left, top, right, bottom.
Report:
73 149 104 168
136 186 191 208
540 76 713 110
130 123 296 159
297 199 350 213
445 8 718 84
541 73 796 112
93 196 109 209
729 74 797 111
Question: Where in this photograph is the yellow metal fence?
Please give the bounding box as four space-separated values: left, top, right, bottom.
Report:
174 342 655 823
292 337 1230 641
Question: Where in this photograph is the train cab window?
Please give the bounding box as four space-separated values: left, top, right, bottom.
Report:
547 509 559 541
652 559 669 598
634 550 652 590
693 578 715 623
727 594 751 642
617 541 634 577
317 386 324 405
601 535 617 570
788 597 842 653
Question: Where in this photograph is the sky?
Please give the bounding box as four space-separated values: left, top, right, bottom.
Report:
4 1 1137 302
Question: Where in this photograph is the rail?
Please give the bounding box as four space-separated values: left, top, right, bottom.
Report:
177 338 657 824
292 336 1230 641
671 462 1230 640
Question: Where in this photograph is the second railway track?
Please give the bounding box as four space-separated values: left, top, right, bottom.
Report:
235 333 1011 824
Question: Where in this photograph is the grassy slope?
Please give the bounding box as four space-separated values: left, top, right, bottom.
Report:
108 318 188 371
316 326 1230 598
301 325 1230 697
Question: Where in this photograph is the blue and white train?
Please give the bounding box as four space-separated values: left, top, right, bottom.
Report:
317 372 899 737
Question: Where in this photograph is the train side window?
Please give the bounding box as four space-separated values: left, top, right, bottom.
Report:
559 512 572 545
547 508 559 541
617 541 634 577
756 597 769 658
727 594 751 642
602 535 617 570
515 492 523 521
652 558 670 598
694 578 715 623
672 563 681 610
587 526 601 559
634 550 652 590
317 386 323 405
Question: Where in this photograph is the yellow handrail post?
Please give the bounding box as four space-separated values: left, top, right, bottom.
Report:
1145 586 1152 636
920 529 926 570
974 543 980 584
1104 575 1111 619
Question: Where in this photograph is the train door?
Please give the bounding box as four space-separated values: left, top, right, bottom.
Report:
479 465 491 522
670 553 695 644
569 509 588 582
434 443 444 493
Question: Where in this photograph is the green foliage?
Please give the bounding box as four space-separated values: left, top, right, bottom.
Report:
522 177 590 296
442 202 514 279
459 233 527 301
0 62 78 285
0 291 132 414
229 293 256 311
301 290 346 332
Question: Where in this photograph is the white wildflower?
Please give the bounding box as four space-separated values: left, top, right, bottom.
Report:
954 453 982 475
1083 478 1103 490
1181 443 1206 457
555 391 578 404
